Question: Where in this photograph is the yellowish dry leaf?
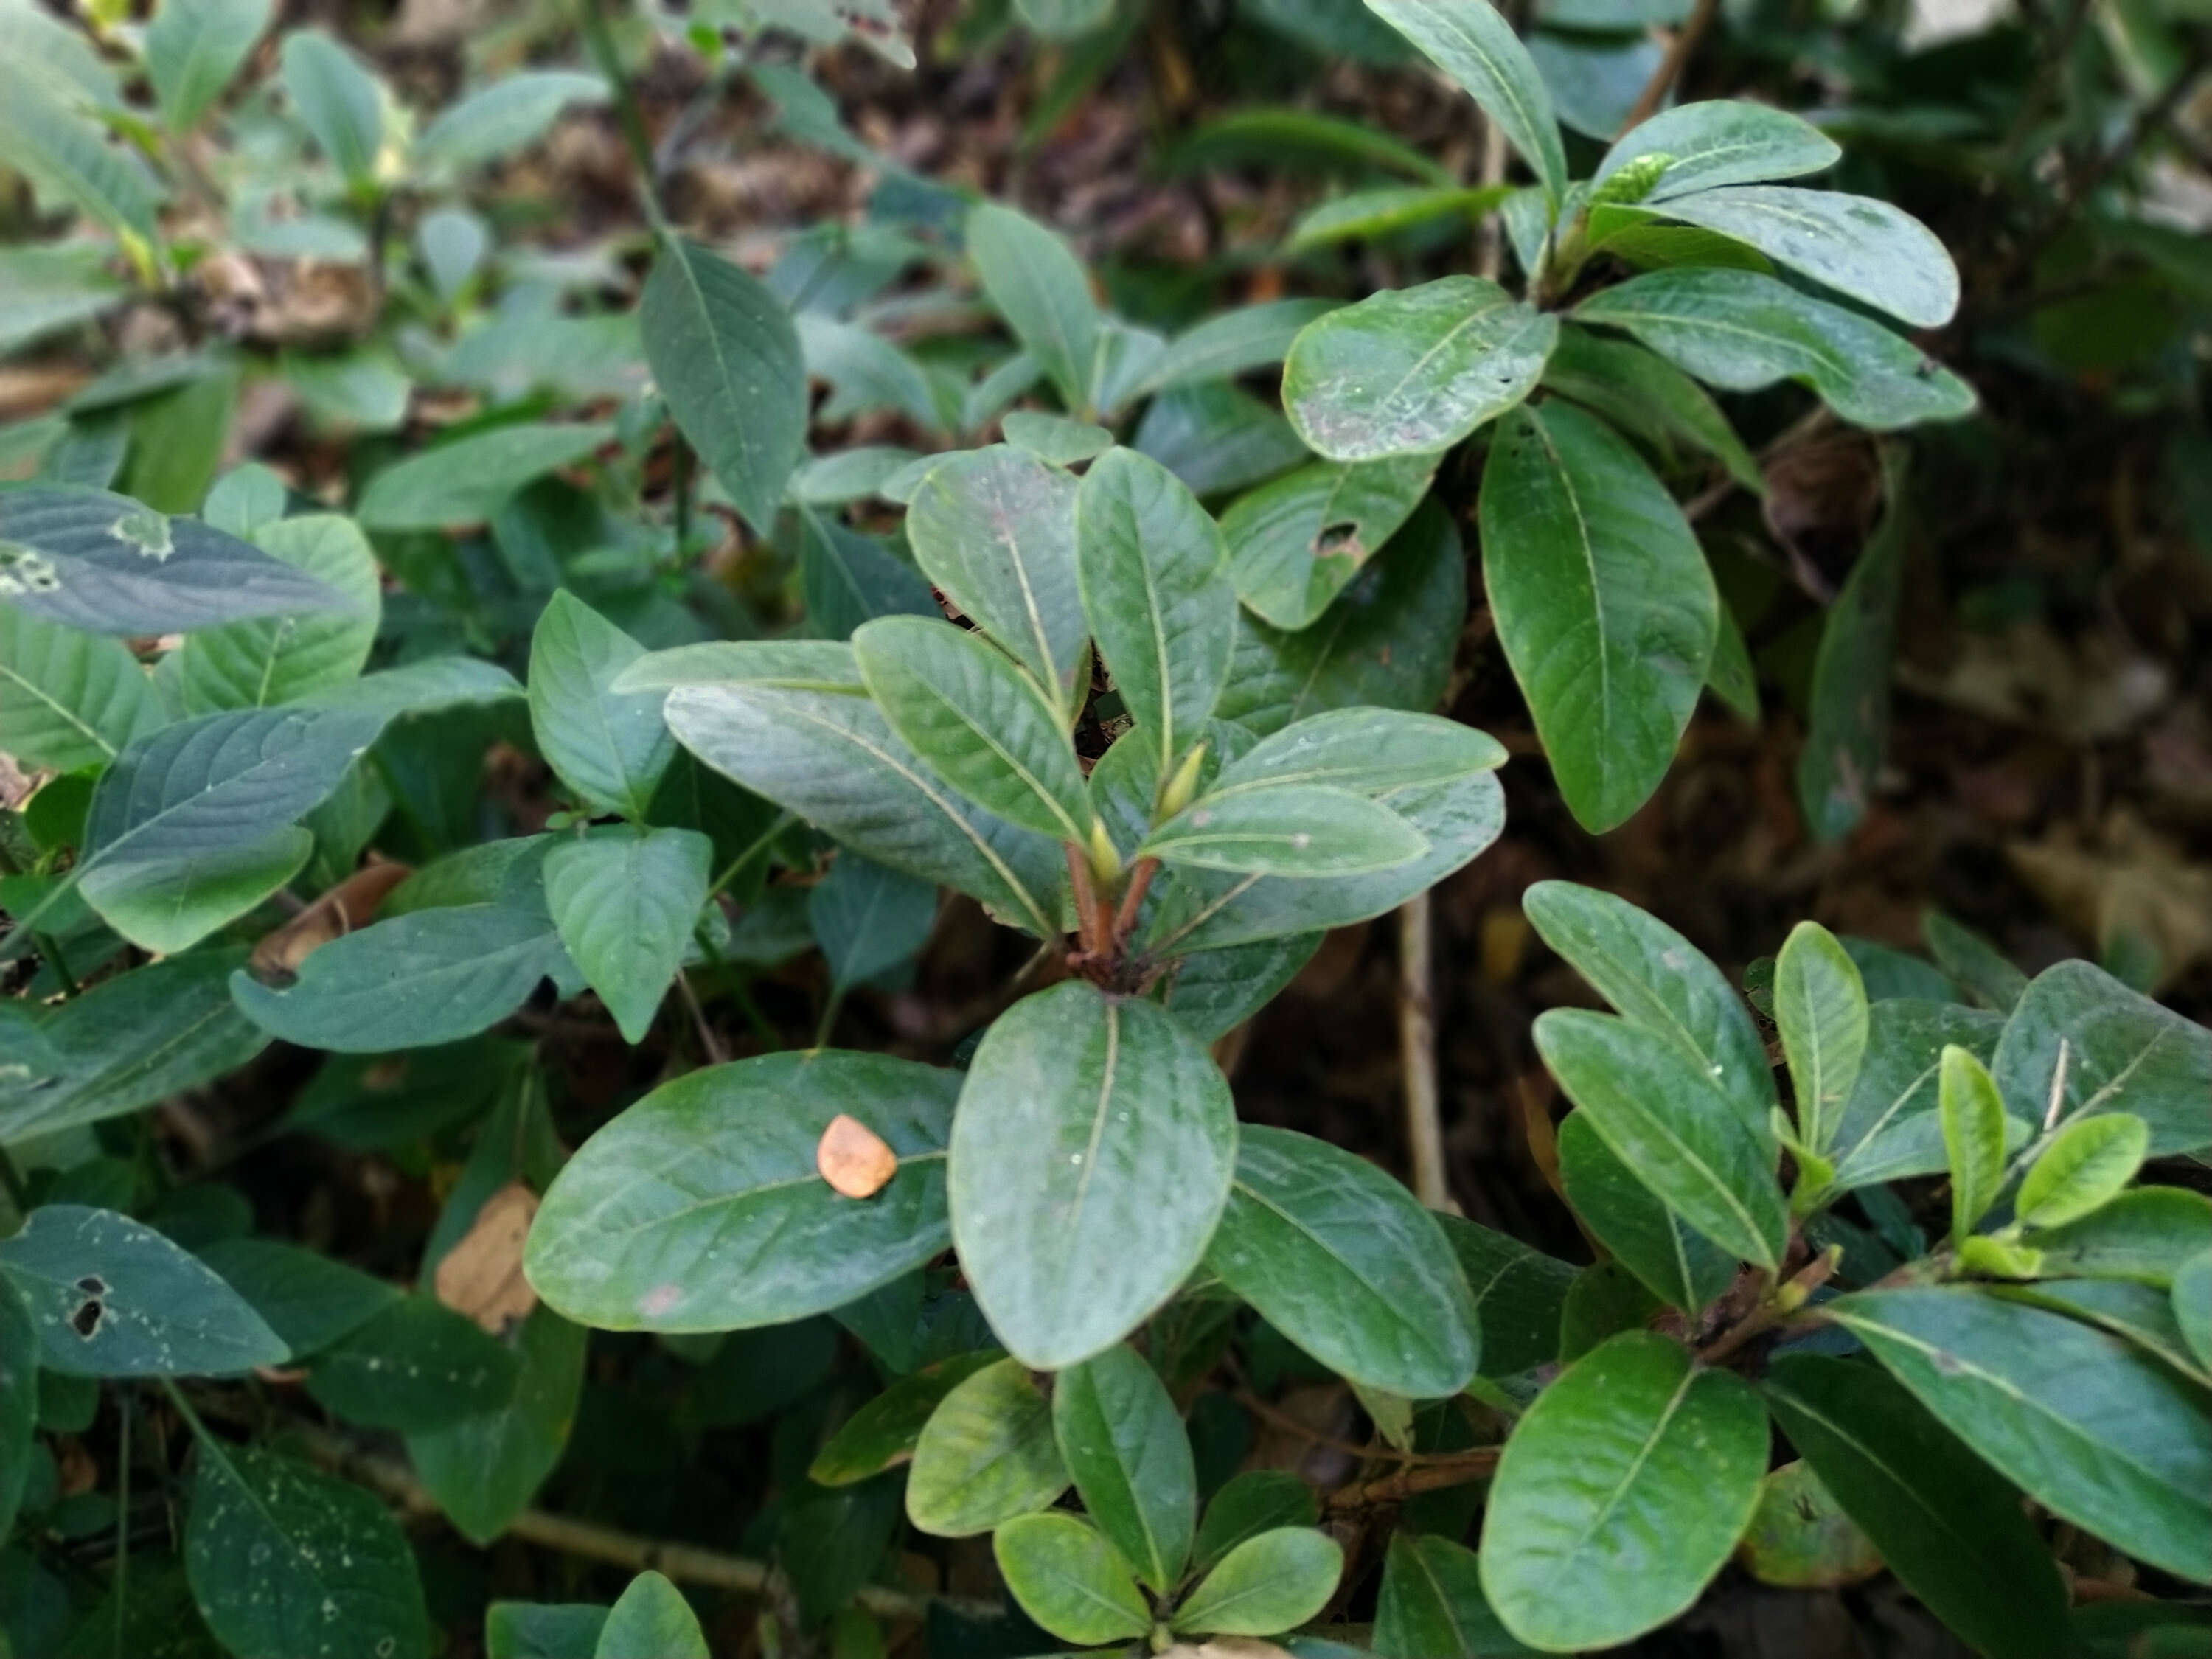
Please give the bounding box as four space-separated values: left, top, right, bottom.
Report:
433 1181 540 1334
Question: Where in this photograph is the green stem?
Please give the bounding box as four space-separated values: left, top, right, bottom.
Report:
709 813 796 902
112 1392 132 1659
578 0 672 237
0 1147 29 1215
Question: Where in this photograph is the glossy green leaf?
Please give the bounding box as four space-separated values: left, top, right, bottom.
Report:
902 445 1085 708
905 1356 1067 1537
1555 1110 1739 1312
1996 1279 2211 1385
1775 920 1868 1153
187 1444 429 1659
1075 447 1237 783
82 820 310 956
1174 1526 1342 1637
950 981 1236 1370
1762 1352 2067 1659
1540 325 1764 495
1205 1124 1479 1397
1651 187 1957 328
991 1513 1150 1645
1597 100 1839 201
1222 454 1438 630
0 1276 36 1543
2009 1188 2212 1288
358 424 609 530
1523 880 1773 1133
967 203 1102 412
1364 0 1566 206
1144 785 1427 877
594 1573 705 1659
1536 1009 1785 1270
0 604 159 771
1052 1342 1195 1592
1372 1533 1533 1658
2016 1114 2148 1231
1283 276 1557 462
1480 1330 1765 1649
1479 400 1716 833
303 1292 519 1432
1822 999 2005 1194
808 1351 1004 1486
278 31 383 184
527 1051 958 1331
1940 1044 2009 1243
1575 270 1976 431
1287 184 1510 251
196 1237 399 1357
1192 1472 1321 1576
1992 960 2212 1158
415 72 607 169
526 592 676 819
1137 298 1343 397
1833 1286 2212 1584
543 828 710 1044
1438 1214 1577 1378
1213 708 1505 799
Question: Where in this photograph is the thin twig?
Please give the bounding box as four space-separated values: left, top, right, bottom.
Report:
1696 1247 1843 1366
1324 1450 1503 1512
1618 0 1721 136
1399 894 1450 1211
577 0 672 237
675 970 727 1065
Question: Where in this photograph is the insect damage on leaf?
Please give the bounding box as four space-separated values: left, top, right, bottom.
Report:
432 1182 540 1335
112 506 174 560
818 1112 900 1199
0 542 61 595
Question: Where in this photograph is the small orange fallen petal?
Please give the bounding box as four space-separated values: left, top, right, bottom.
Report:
818 1113 897 1199
433 1182 540 1334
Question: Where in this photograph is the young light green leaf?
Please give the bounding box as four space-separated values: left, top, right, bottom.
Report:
1282 276 1557 462
1371 1532 1534 1659
0 1204 287 1376
1649 187 1958 329
527 591 677 821
303 1293 519 1432
0 1275 35 1543
902 445 1085 708
905 1356 1068 1537
1555 1110 1739 1312
1939 1043 2008 1243
2015 1114 2148 1231
594 1573 706 1659
950 981 1236 1370
1992 960 2212 1159
167 514 380 714
1575 270 1976 431
991 1513 1151 1646
1762 1352 2068 1659
145 0 271 129
966 203 1102 413
1222 454 1438 630
1143 785 1429 877
1172 1527 1343 1637
808 1351 1004 1486
853 615 1095 843
544 827 712 1044
1821 1000 2004 1195
279 32 385 185
415 72 608 169
1480 1330 1766 1649
1052 1343 1196 1593
1596 100 1841 202
1205 1125 1480 1397
1479 400 1716 834
1540 324 1764 495
0 604 159 771
2007 1187 2212 1289
1075 447 1237 784
357 424 610 530
1775 920 1868 1153
1363 0 1567 207
527 1052 958 1332
1832 1286 2212 1585
1535 1009 1786 1270
187 1445 431 1659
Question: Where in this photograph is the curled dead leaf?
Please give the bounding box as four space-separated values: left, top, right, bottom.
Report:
249 860 411 981
817 1113 897 1199
432 1182 540 1335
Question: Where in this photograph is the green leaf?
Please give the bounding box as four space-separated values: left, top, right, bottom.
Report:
1478 400 1717 834
1001 410 1113 464
358 424 610 532
1169 104 1451 183
143 0 268 128
905 1355 1067 1537
486 1603 607 1659
1438 1214 1577 1379
853 615 1094 843
950 981 1236 1369
1650 187 1958 329
966 203 1102 413
1796 447 1909 843
195 1237 398 1357
415 71 607 168
1172 1526 1342 1637
1994 1279 2211 1385
1541 324 1764 495
1052 1342 1195 1593
0 485 352 635
1775 920 1868 1153
0 243 126 358
1075 447 1237 784
1282 276 1557 463
1596 100 1840 202
2009 1188 2212 1288
1832 1285 2212 1585
902 446 1086 709
1735 1461 1882 1588
1372 1533 1534 1658
990 1513 1150 1645
1534 1009 1786 1270
1992 960 2212 1158
1012 0 1116 35
0 1204 285 1375
799 509 937 641
1192 1472 1320 1576
1480 1330 1766 1649
808 1351 1004 1486
1144 785 1428 877
1363 0 1567 206
1575 270 1976 431
594 1573 705 1659
1211 707 1506 798
82 822 310 956
527 1051 958 1331
1136 298 1343 398
660 674 1063 938
1156 933 1322 1044
2177 1252 2212 1372
166 514 381 714
1522 880 1773 1134
302 1292 519 1431
187 1444 429 1659
1287 185 1510 252
1555 1110 1739 1311
809 851 937 992
278 31 384 185
1941 1043 2010 1242
1762 1353 2067 1659
2015 1114 2147 1231
0 604 159 771
1222 454 1438 630
0 65 164 241
528 592 681 821
1921 909 2029 1013
0 1275 36 1543
1205 1124 1479 1397
1823 1000 2005 1194
543 828 710 1043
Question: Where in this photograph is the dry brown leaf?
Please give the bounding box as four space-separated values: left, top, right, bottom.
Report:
433 1183 540 1334
248 860 411 980
1160 1641 1295 1658
2008 810 2212 993
817 1113 898 1199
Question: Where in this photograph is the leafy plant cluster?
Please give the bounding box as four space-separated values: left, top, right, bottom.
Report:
1 0 2208 1655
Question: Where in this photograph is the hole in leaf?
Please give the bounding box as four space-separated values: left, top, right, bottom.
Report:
75 1276 105 1295
71 1299 104 1339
